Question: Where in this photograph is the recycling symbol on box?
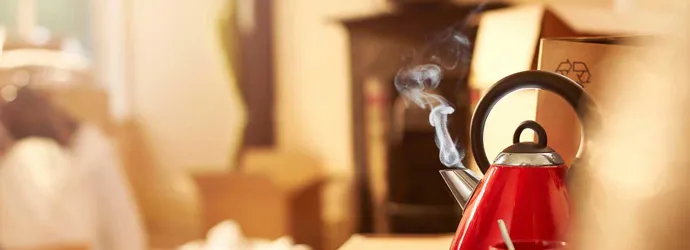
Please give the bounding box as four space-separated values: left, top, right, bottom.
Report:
555 59 591 86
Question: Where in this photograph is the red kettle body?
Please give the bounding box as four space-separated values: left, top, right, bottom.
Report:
440 71 598 250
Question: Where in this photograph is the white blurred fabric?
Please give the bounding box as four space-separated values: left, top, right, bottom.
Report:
0 124 147 250
178 220 311 250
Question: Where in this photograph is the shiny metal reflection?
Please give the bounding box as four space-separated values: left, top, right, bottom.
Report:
493 152 565 167
440 168 482 212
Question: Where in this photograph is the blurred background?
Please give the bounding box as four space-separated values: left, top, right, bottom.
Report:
0 0 685 250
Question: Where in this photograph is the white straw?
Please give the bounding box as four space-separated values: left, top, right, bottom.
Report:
497 219 515 250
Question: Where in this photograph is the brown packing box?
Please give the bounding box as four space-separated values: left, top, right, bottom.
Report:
337 234 454 250
468 4 595 170
536 37 648 164
470 4 585 89
469 3 663 168
194 149 326 250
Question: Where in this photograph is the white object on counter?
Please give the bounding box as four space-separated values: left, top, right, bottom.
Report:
178 220 311 250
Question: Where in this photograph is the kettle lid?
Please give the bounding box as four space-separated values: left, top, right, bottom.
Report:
494 120 564 166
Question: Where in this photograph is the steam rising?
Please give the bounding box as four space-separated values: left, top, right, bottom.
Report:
395 64 464 168
394 4 484 168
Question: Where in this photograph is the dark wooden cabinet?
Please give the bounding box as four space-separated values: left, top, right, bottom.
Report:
341 2 506 234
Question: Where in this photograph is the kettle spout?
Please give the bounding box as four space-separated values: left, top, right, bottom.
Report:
440 168 482 211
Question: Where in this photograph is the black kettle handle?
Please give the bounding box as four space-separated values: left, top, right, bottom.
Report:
470 70 599 173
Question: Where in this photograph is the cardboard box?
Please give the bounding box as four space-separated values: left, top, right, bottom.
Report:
468 3 661 168
337 234 453 250
470 4 584 90
194 149 325 250
468 4 594 170
536 36 649 164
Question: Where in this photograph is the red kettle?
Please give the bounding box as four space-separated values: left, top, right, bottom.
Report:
440 70 598 250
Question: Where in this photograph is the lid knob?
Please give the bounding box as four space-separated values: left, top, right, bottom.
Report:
502 120 555 154
513 120 547 148
494 120 564 166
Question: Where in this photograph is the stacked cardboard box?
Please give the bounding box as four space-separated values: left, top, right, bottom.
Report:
468 3 659 168
194 149 326 250
537 36 649 164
